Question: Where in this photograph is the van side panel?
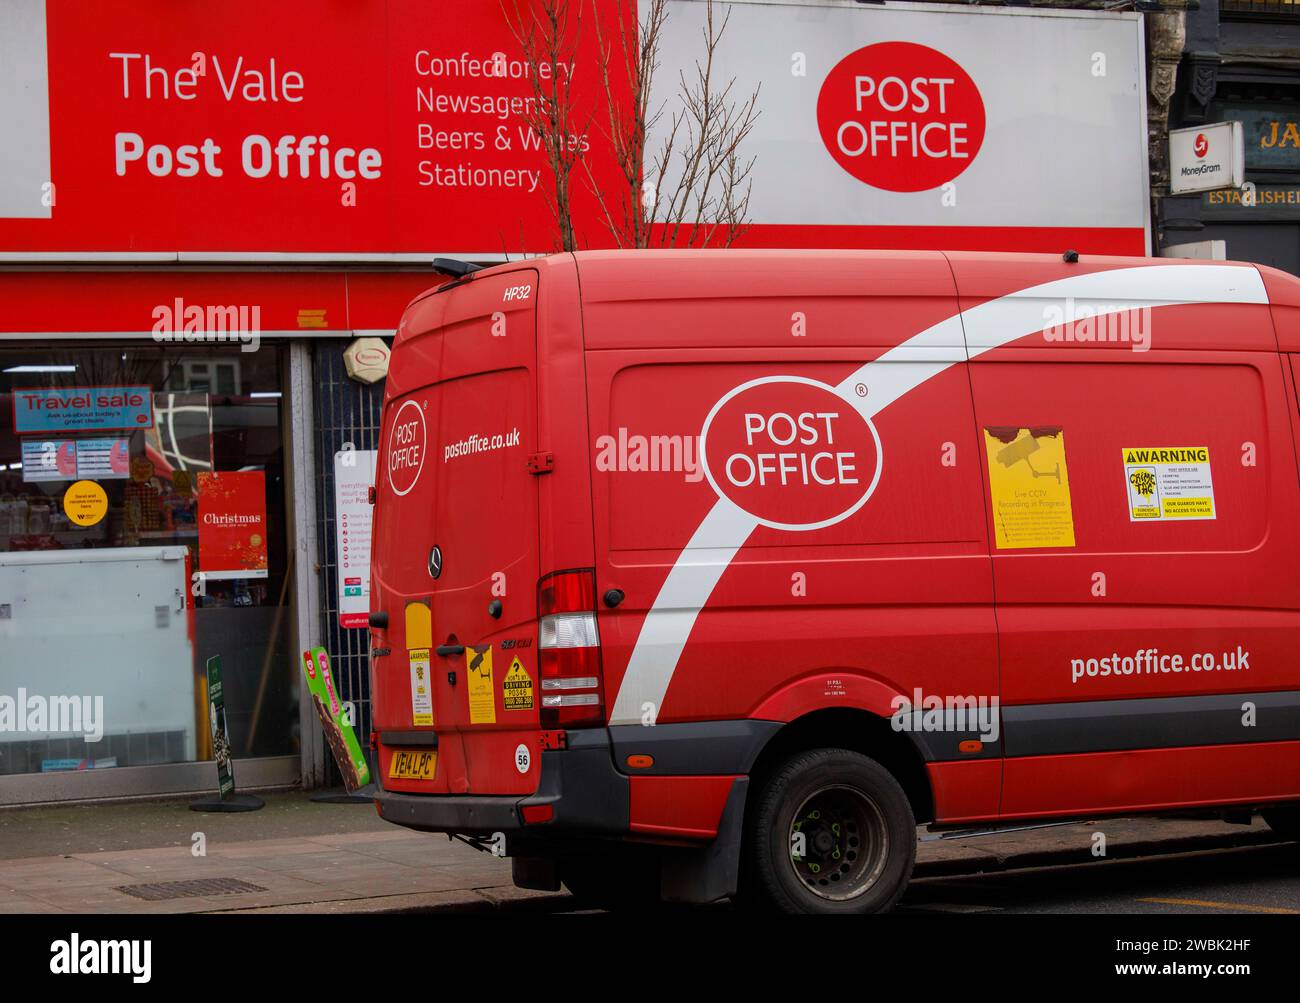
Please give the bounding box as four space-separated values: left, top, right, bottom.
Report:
949 255 1300 817
1001 741 1300 817
580 251 1002 821
927 760 1005 824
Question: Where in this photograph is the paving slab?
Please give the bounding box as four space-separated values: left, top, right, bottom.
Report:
0 790 1289 913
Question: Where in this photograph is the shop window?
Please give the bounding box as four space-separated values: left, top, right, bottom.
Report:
0 344 296 777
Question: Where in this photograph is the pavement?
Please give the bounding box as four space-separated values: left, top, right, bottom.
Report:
0 789 1286 914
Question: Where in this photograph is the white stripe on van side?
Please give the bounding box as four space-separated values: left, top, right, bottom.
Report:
607 264 1269 726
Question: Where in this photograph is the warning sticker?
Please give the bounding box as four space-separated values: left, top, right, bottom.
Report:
983 426 1077 550
503 657 534 711
409 648 433 726
466 645 496 724
1122 446 1215 521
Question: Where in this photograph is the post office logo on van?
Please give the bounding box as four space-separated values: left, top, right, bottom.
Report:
699 376 883 532
816 41 985 193
387 398 426 497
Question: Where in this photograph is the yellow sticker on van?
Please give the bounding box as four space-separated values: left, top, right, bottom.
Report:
466 645 496 724
409 648 433 726
983 427 1077 549
1122 446 1215 520
503 657 534 711
405 600 432 649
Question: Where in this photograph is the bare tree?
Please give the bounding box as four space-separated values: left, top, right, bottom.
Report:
508 0 759 251
505 0 588 252
590 0 759 248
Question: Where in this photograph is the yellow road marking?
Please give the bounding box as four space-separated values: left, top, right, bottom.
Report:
1139 897 1300 915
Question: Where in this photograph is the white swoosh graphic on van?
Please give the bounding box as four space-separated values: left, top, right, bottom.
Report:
607 264 1270 726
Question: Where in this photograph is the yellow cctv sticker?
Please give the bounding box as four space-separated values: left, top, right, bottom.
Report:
466 645 496 724
409 648 433 726
1122 446 1215 521
63 480 108 527
503 657 534 712
984 427 1077 549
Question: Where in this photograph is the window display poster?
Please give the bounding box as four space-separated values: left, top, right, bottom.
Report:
63 479 109 528
21 438 131 483
13 386 153 434
197 470 269 579
74 438 131 480
20 440 75 481
333 449 376 628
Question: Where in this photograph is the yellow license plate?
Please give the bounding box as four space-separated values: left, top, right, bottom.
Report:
389 749 437 781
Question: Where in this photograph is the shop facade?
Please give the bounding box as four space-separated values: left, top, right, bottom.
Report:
1 0 1155 804
0 269 434 802
1157 1 1300 269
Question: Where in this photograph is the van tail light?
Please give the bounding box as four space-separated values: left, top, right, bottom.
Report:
538 569 605 728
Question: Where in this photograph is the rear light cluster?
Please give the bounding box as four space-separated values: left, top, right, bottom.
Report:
537 569 605 727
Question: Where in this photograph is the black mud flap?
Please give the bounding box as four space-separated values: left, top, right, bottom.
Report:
659 777 749 905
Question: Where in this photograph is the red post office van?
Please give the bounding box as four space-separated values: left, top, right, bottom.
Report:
367 249 1300 913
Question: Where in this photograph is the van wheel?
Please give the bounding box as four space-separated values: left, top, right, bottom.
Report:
743 748 915 914
559 851 662 911
1262 807 1300 842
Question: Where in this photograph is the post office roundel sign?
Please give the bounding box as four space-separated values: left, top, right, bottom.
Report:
816 41 986 193
700 376 883 532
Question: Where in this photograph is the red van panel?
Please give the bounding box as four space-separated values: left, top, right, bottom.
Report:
371 267 543 797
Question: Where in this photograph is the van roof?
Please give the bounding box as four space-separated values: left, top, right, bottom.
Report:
407 247 1266 302
397 249 1300 352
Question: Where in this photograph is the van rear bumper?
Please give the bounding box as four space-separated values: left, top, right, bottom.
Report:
373 729 629 837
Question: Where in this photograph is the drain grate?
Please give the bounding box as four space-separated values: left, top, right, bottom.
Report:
115 877 268 901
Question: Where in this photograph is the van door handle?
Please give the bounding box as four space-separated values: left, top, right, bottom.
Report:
436 643 465 657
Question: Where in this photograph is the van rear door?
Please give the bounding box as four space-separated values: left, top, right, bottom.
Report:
371 268 542 796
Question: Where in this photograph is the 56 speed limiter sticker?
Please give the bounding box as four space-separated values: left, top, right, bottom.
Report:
1122 446 1216 520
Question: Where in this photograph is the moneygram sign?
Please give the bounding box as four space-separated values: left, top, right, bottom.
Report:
1169 121 1246 196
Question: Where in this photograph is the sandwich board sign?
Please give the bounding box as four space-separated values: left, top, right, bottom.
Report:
208 655 235 798
191 655 264 812
302 647 372 791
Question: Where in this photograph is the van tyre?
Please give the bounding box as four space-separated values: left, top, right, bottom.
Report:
743 748 915 914
1262 807 1300 842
